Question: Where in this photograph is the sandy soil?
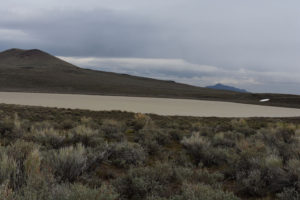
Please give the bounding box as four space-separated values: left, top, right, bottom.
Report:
0 92 300 117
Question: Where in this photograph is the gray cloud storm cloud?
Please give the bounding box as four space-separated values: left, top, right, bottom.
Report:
1 0 300 94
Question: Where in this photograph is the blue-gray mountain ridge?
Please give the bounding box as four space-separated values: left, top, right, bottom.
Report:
206 83 248 93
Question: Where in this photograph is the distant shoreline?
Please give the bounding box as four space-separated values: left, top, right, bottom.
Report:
0 92 300 117
0 89 299 109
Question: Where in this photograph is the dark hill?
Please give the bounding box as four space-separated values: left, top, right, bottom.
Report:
0 48 300 108
206 83 248 93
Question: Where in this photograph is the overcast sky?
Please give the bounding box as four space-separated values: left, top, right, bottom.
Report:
1 0 300 94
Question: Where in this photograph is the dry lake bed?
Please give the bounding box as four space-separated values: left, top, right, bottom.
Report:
0 92 300 117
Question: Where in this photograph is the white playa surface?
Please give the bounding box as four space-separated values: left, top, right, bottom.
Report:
0 92 299 117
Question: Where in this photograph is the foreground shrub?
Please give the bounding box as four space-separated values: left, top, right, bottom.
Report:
14 173 54 200
0 117 15 137
29 127 65 149
51 183 119 200
2 105 300 200
108 142 146 168
212 132 236 148
60 119 77 130
0 148 18 192
6 140 39 189
172 183 240 200
0 182 14 200
101 119 125 141
230 119 255 136
190 169 224 186
131 113 155 131
134 129 165 155
46 143 87 182
70 125 101 147
0 149 17 185
14 148 56 200
114 163 178 199
236 169 267 197
259 127 299 162
0 114 24 140
114 162 224 200
11 182 118 200
181 132 228 166
276 187 300 200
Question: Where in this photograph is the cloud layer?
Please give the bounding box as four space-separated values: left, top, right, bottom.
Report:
1 0 300 94
60 56 300 94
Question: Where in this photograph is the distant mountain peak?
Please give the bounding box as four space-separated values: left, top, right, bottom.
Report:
0 48 49 57
19 49 48 58
206 83 248 93
0 48 24 55
0 48 77 70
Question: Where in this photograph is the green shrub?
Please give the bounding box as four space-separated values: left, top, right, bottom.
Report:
135 126 172 147
14 173 54 200
236 169 267 197
114 163 178 199
234 153 290 197
108 142 146 168
0 149 17 184
259 127 299 162
134 129 165 155
172 183 240 200
168 129 183 142
29 127 65 149
181 132 228 166
230 119 255 136
1 104 300 200
80 116 99 129
61 119 76 130
287 159 300 175
130 113 155 131
0 182 14 200
191 169 224 186
181 132 211 164
30 121 55 132
70 125 100 147
114 162 225 199
6 140 39 189
0 117 14 137
13 182 118 200
212 132 236 148
51 183 119 200
0 114 24 139
276 187 300 200
46 143 87 182
227 139 266 178
101 119 125 141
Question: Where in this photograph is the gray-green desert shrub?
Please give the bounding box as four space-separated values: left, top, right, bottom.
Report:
108 142 146 168
0 182 14 200
276 187 300 200
172 183 240 200
70 125 100 147
101 119 125 141
51 183 119 200
134 129 162 155
114 163 173 199
5 140 39 189
181 132 228 166
181 132 211 164
113 163 218 200
0 114 24 139
1 105 300 200
46 143 87 182
0 150 17 184
29 127 65 149
236 169 267 197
